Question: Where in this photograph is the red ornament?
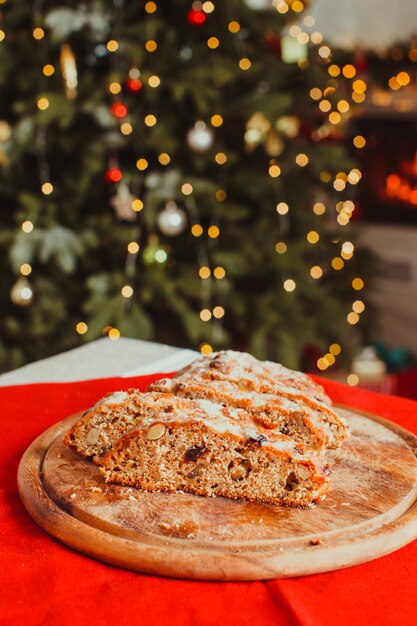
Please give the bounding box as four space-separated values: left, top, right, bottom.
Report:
126 78 143 92
187 9 206 25
105 167 122 183
111 102 128 119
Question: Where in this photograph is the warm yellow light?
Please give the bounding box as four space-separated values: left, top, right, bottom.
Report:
145 40 158 52
109 81 121 94
333 179 346 191
127 242 140 254
313 202 326 215
337 213 350 226
353 79 367 93
328 64 340 77
292 1 304 13
352 92 366 103
132 199 144 212
120 122 133 135
297 33 309 45
148 75 161 88
325 353 336 365
203 1 215 12
20 263 32 276
348 170 361 184
352 300 365 313
207 37 220 49
33 27 45 40
239 58 251 70
276 1 289 14
329 111 342 125
276 202 289 215
121 285 134 298
215 152 227 165
213 266 226 279
191 224 203 237
200 308 212 322
269 164 281 177
228 20 241 33
76 322 88 335
310 31 323 44
37 97 49 110
342 64 356 79
397 71 410 86
317 358 329 371
352 277 364 290
213 306 225 319
144 114 157 127
199 266 211 279
181 183 193 195
319 99 331 113
0 30 5 42
216 189 227 202
200 343 213 355
136 158 148 170
275 242 287 254
41 182 53 195
43 64 55 77
211 114 223 127
208 225 220 238
303 14 315 27
353 135 366 149
295 153 309 167
145 1 157 13
320 171 332 183
347 373 359 386
22 221 34 233
332 257 344 270
158 152 171 165
337 100 350 113
347 311 360 325
329 343 341 355
310 87 322 100
342 241 354 255
318 45 331 59
307 230 319 244
310 265 323 279
106 39 119 52
283 279 296 292
109 327 121 339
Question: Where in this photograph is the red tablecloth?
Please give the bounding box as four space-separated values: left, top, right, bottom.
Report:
2 374 417 626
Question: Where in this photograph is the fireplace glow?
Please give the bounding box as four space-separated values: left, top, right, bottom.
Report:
385 152 417 206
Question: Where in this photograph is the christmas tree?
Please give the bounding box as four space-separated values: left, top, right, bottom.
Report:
0 0 373 373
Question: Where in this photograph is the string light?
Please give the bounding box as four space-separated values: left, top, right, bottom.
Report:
42 64 55 76
200 308 212 321
213 266 226 279
313 202 326 215
144 114 157 126
275 242 287 254
127 242 140 254
347 373 359 386
353 135 366 149
121 285 134 298
33 27 45 40
109 81 122 94
145 40 158 52
37 97 49 110
20 263 32 276
239 58 251 70
208 225 220 238
148 75 161 87
108 328 121 339
145 1 157 13
22 221 34 233
228 21 240 33
199 266 211 279
121 122 133 135
283 279 296 292
181 183 193 195
347 311 359 325
310 266 323 279
207 37 220 49
295 153 308 166
136 158 148 170
41 182 53 195
211 114 223 127
269 164 281 177
330 343 341 355
332 257 344 270
352 277 364 290
76 322 88 335
200 343 213 355
106 39 119 52
191 224 203 237
307 230 319 243
215 189 227 201
132 199 144 211
158 152 171 165
215 152 227 164
276 202 289 215
0 30 5 42
352 300 365 313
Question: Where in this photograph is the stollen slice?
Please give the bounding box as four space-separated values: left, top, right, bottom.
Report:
99 398 330 507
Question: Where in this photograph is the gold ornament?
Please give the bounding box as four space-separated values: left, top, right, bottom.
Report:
10 277 33 306
60 44 78 99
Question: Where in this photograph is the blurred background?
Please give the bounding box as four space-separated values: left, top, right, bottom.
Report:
1 0 417 396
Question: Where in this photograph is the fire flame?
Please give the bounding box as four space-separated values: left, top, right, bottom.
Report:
386 151 417 205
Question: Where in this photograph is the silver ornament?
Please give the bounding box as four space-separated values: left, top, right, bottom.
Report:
157 201 187 236
187 121 214 152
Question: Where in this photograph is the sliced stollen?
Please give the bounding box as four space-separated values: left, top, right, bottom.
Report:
149 378 332 450
176 350 332 406
99 397 330 507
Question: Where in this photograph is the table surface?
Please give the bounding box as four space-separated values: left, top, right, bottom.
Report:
0 337 198 386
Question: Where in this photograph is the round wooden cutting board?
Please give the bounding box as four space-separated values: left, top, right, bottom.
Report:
17 406 417 580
